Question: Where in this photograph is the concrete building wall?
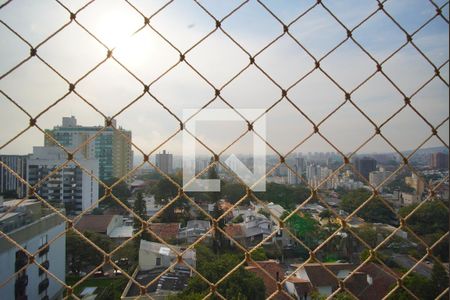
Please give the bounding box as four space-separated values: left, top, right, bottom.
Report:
27 147 99 213
0 213 66 300
106 215 123 236
0 155 28 198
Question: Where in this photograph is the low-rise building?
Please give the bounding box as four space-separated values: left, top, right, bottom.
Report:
144 195 163 217
149 223 181 243
177 220 211 244
74 214 133 242
246 260 290 299
401 193 421 206
225 210 273 248
121 240 196 299
286 262 396 300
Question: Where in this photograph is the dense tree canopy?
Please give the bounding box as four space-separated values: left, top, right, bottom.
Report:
175 245 266 300
255 183 311 210
99 177 131 208
66 230 112 274
384 177 415 194
399 200 449 261
389 263 449 300
399 200 448 236
340 189 397 224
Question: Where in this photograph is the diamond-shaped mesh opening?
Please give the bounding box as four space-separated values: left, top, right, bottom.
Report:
0 0 448 299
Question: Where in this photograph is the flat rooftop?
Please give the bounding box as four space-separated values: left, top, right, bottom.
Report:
125 267 191 297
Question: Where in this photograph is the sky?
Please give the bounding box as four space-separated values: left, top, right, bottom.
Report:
0 0 448 160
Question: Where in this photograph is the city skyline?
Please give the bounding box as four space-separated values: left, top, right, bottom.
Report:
0 2 448 300
0 0 448 157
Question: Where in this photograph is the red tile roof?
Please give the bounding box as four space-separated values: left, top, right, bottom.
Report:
347 263 397 300
224 224 244 238
74 215 116 233
302 263 354 288
149 223 180 241
246 260 290 300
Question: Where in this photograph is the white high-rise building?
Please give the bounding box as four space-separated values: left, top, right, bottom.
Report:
27 146 99 213
0 198 66 300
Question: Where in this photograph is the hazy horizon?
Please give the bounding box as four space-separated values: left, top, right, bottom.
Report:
1 0 448 159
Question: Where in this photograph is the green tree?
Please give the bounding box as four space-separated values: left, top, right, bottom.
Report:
180 245 265 300
212 202 227 254
133 192 147 230
399 201 448 236
340 189 396 224
207 158 221 203
399 201 448 262
151 173 187 222
133 192 152 241
255 183 310 210
385 177 415 194
250 247 268 261
222 182 246 204
389 273 435 300
334 292 353 300
99 178 131 208
67 230 113 274
431 262 449 296
283 211 321 249
355 224 378 248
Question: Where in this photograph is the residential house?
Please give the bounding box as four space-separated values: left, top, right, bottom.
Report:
225 211 272 248
121 240 196 299
74 214 123 236
149 223 180 243
177 220 211 244
285 262 396 300
246 260 290 299
138 240 196 271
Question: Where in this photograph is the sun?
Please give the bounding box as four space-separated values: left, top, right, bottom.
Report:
94 11 141 51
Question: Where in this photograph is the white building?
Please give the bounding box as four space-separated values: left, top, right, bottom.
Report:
138 240 196 271
0 199 66 300
27 146 99 213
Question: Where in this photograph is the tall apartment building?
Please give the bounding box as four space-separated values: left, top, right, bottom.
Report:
430 152 449 170
44 116 133 181
306 164 333 189
0 198 65 300
155 150 173 174
0 155 27 198
353 157 377 180
295 156 305 176
287 166 299 185
27 146 99 213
